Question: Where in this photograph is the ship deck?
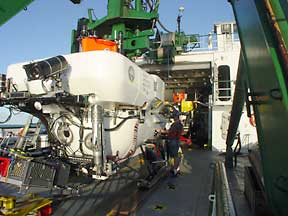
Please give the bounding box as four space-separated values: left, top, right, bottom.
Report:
0 147 252 216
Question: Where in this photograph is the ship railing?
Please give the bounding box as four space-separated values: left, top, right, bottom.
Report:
184 34 218 52
214 80 233 102
209 161 236 216
184 33 240 53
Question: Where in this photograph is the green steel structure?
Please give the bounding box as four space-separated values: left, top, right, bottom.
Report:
226 0 288 215
0 0 192 62
0 0 82 27
71 0 160 57
0 0 34 26
2 0 288 214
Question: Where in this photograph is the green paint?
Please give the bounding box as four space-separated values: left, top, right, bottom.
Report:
229 0 288 215
82 0 159 57
279 0 288 20
88 8 93 23
255 1 288 110
108 0 123 17
0 0 34 26
270 0 288 48
135 0 143 12
70 30 77 53
111 23 126 40
225 52 246 168
72 0 192 59
269 48 288 109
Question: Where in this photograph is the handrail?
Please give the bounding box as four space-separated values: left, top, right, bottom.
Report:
209 161 236 216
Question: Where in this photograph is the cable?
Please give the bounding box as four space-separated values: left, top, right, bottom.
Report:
194 101 209 107
115 120 139 163
66 115 91 129
91 9 98 20
157 20 172 33
49 114 66 132
78 116 91 157
105 115 139 132
145 0 153 11
50 113 92 132
50 113 138 135
49 113 83 156
0 107 12 123
144 0 172 33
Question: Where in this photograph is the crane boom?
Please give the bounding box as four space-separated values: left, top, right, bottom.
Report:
0 0 81 27
0 0 34 26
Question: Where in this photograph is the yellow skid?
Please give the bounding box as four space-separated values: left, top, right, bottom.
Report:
0 194 52 216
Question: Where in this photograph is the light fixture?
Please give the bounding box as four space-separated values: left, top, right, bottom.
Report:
34 101 42 111
179 6 185 14
177 6 185 33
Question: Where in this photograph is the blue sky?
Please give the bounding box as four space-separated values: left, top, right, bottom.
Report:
0 0 234 124
0 0 234 72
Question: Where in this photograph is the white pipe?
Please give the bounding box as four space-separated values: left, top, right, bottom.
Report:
91 104 104 174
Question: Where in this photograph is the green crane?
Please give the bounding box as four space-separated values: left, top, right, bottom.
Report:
0 0 189 62
3 1 288 215
226 1 288 215
71 0 160 57
0 0 81 27
0 0 34 26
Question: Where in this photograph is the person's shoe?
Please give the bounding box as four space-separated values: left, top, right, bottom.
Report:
172 169 178 177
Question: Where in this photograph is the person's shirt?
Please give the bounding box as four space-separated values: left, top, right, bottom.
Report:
168 120 183 139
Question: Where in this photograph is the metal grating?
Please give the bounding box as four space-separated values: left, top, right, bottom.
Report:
8 158 29 180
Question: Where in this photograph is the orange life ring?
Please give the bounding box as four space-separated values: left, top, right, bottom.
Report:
249 114 256 127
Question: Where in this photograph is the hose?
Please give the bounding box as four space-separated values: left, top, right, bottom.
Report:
157 20 173 33
144 0 172 33
25 147 52 157
104 116 139 132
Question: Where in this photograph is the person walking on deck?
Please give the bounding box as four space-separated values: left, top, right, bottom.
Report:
157 111 183 176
